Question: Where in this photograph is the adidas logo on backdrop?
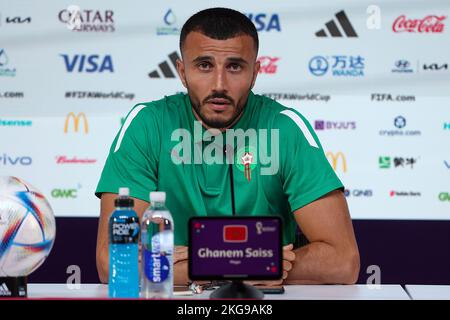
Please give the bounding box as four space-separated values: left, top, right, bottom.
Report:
315 10 358 37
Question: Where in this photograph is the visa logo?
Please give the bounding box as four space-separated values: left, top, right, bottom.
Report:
245 13 281 32
445 160 450 169
0 154 32 166
61 54 114 72
223 225 248 243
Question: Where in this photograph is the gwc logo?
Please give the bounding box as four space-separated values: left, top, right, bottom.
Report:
51 186 81 199
439 192 450 202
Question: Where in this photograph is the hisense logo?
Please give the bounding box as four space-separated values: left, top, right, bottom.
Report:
0 119 32 126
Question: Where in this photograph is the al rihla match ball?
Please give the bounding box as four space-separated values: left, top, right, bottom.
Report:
0 176 56 277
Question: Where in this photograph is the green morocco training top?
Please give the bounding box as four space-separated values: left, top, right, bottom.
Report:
95 91 344 245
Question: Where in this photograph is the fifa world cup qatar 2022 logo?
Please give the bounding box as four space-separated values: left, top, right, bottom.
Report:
392 15 446 33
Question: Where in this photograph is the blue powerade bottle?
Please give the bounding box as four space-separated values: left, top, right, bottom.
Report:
108 187 140 298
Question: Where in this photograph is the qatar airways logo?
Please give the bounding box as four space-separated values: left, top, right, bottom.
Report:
392 15 446 33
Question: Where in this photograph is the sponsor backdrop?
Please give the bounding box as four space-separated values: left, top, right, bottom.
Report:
1 0 449 220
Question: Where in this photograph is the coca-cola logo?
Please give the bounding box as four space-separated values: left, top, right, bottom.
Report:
392 15 446 33
257 56 279 74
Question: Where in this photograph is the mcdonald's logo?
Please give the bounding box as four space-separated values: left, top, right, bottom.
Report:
326 151 347 172
64 112 88 134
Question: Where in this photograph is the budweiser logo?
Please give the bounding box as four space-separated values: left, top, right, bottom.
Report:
392 15 446 33
56 156 96 164
257 56 279 74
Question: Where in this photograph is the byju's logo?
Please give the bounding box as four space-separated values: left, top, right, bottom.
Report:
379 156 418 169
0 154 32 166
245 13 281 32
148 51 180 78
392 60 414 73
315 120 356 130
257 56 279 74
0 49 16 77
61 54 113 73
309 55 364 77
157 9 180 35
315 10 357 37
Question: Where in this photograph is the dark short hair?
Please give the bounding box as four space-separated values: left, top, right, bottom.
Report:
180 7 259 55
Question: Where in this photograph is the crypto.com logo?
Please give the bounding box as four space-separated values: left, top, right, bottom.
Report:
64 112 88 134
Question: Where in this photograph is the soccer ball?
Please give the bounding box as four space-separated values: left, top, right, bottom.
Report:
0 176 56 277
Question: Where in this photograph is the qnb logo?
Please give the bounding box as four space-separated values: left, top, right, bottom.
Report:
326 152 347 173
439 192 450 202
245 13 281 32
0 154 32 166
64 112 88 134
148 51 180 78
60 54 114 73
315 10 358 38
51 188 78 199
344 189 373 197
223 225 248 243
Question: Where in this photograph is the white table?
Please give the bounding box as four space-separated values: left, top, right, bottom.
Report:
27 284 410 300
404 285 450 300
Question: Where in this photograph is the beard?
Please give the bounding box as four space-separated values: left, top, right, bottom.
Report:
189 91 246 129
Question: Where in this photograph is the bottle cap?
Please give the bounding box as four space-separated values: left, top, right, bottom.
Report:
115 187 134 208
118 187 129 197
150 191 166 203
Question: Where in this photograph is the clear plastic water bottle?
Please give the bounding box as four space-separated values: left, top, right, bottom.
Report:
141 191 174 298
108 187 140 298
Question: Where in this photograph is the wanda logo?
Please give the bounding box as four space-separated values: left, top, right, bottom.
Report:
257 56 279 74
392 15 446 33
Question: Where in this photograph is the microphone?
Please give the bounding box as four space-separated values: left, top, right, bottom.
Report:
223 144 236 216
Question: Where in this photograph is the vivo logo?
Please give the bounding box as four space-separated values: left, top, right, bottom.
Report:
0 154 32 166
61 54 114 72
